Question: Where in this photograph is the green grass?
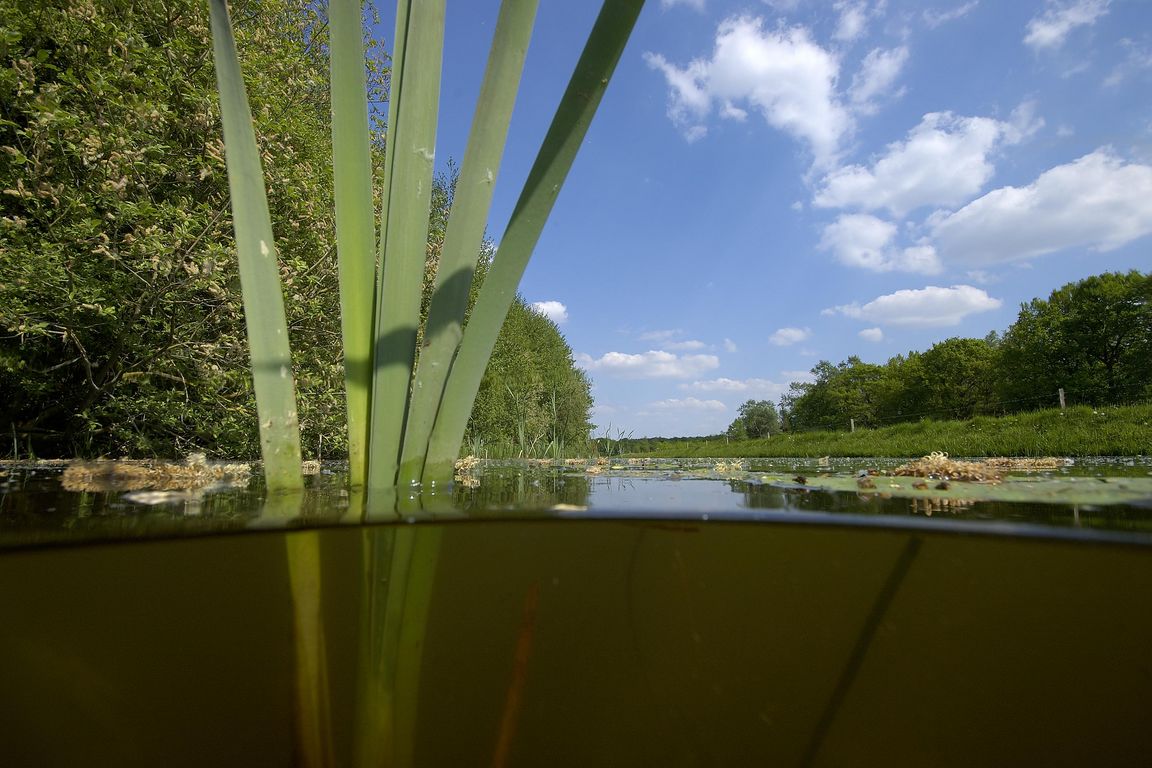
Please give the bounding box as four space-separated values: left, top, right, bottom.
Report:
634 404 1152 459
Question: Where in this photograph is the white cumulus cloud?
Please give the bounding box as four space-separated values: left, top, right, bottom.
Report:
682 377 784 396
660 0 706 10
769 326 812 346
644 16 851 165
849 47 909 115
834 0 870 42
826 285 1002 326
931 149 1152 264
530 300 568 324
815 107 1041 216
859 327 885 342
1024 0 1110 51
575 350 720 379
819 213 943 273
650 397 728 411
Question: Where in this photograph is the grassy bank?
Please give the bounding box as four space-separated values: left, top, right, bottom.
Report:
633 404 1152 459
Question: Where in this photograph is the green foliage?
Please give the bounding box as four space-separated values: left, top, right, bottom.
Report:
635 403 1152 459
1 0 343 458
998 270 1152 406
781 357 887 431
780 272 1150 434
465 281 593 457
727 399 779 439
0 0 594 462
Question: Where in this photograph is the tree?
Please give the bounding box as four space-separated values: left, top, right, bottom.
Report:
466 290 593 456
916 336 998 419
1 0 351 457
998 271 1152 407
781 357 886 431
728 399 778 439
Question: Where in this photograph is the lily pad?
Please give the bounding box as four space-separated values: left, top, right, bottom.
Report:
755 473 1152 506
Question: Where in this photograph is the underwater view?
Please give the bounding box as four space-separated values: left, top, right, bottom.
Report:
3 458 1152 766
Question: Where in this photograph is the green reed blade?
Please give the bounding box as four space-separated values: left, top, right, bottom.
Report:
398 0 540 486
366 0 447 490
330 0 377 488
207 0 302 491
423 0 645 483
377 0 409 257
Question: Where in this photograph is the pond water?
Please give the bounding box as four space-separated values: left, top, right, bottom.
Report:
2 458 1151 766
2 456 1151 550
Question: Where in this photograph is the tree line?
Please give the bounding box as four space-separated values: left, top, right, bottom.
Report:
621 270 1150 451
0 0 592 458
757 271 1151 435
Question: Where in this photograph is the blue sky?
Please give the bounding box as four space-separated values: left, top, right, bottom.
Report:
383 0 1152 438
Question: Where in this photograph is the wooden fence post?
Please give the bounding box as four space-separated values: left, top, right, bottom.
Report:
1058 388 1066 410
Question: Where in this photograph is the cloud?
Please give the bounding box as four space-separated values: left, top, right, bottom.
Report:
682 377 783 395
923 1 979 29
575 350 720 378
677 375 787 400
849 47 909 115
660 0 706 9
826 285 1002 326
763 0 802 12
815 107 1041 216
650 397 727 411
723 338 738 353
769 326 812 346
662 339 708 351
1104 40 1152 88
645 16 851 164
819 213 943 273
859 327 884 342
530 300 568 324
1024 0 1110 51
637 329 681 342
834 0 870 42
931 149 1152 264
634 329 709 351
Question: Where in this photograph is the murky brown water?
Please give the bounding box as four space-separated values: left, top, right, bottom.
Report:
1 519 1151 766
2 459 1151 766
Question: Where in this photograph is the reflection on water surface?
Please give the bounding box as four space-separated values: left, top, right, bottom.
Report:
2 456 1152 551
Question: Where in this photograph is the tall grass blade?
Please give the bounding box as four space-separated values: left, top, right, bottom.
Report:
367 0 447 490
424 0 645 482
330 0 377 489
398 0 540 485
207 0 302 491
